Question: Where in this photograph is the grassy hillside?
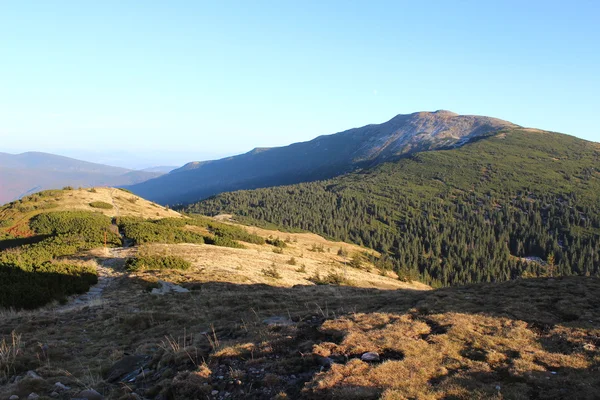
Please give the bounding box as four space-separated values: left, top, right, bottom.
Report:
0 187 419 309
188 128 600 287
1 182 599 399
0 187 181 237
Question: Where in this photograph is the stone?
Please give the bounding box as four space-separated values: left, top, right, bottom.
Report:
134 369 153 381
55 382 71 391
50 392 60 398
361 352 380 362
150 280 190 295
27 394 39 400
26 370 42 380
76 389 103 400
211 390 219 396
105 355 149 383
9 395 19 400
317 356 334 367
262 316 294 326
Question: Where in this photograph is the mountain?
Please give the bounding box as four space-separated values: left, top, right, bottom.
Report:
140 165 179 173
127 111 516 204
188 127 600 287
0 152 164 204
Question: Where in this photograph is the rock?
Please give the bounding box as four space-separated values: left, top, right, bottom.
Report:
211 390 219 396
26 370 42 380
134 369 153 381
76 389 103 400
104 355 149 383
55 382 71 391
50 392 60 398
317 356 334 368
150 280 190 295
262 316 294 326
9 395 19 400
27 394 39 400
361 352 380 362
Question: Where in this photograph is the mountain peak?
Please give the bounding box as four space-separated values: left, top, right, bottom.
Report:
128 111 519 204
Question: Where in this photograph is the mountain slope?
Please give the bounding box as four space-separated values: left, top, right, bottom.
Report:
0 152 163 204
188 128 600 286
127 111 516 204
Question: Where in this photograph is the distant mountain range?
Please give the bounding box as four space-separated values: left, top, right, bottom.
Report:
0 152 165 204
127 110 517 204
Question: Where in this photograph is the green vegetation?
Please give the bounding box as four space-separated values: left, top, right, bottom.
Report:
308 270 353 286
89 201 113 209
30 211 120 246
0 211 118 309
118 217 205 245
118 216 261 249
125 255 191 271
0 262 97 309
188 129 600 287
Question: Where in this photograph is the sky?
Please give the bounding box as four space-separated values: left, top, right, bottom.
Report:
1 1 599 169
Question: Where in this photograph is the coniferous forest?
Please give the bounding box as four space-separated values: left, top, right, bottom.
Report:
186 129 600 287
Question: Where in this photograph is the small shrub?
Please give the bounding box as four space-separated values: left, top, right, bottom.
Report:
262 263 281 279
337 247 349 257
296 264 307 273
0 331 22 379
286 257 297 266
349 255 363 269
126 255 191 271
207 222 265 245
117 188 133 194
88 188 97 193
310 244 325 253
62 186 74 190
128 197 139 204
266 237 287 248
89 201 113 209
273 247 284 254
309 271 353 286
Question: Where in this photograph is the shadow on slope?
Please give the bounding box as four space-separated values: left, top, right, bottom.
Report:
1 274 600 399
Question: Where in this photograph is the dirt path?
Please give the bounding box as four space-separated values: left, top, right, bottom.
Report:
57 246 136 312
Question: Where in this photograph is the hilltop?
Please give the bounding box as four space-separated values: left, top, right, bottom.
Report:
0 187 181 237
126 111 516 204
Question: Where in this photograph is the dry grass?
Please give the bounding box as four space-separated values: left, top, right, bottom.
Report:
1 270 599 399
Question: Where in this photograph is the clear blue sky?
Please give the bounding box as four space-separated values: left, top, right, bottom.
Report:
1 1 599 168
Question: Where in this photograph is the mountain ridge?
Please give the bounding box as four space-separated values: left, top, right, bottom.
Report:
0 152 163 204
128 111 517 204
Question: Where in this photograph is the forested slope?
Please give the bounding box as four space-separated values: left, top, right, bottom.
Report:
187 129 600 287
